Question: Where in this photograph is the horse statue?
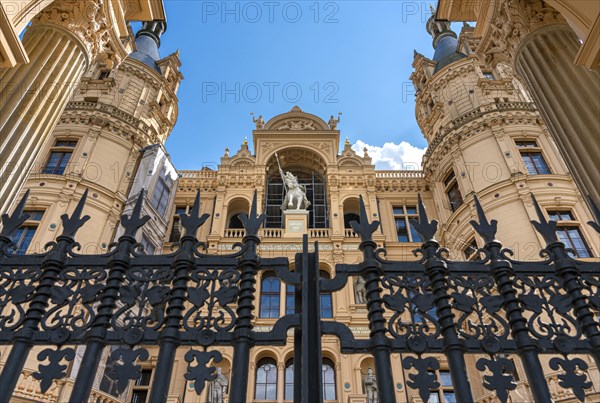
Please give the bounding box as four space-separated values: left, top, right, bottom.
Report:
276 153 311 211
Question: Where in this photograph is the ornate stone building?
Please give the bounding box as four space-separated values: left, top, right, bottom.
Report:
0 0 167 221
0 1 599 403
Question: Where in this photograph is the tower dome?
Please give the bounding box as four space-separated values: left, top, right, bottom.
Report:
127 21 166 74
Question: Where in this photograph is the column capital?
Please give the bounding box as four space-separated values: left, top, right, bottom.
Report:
31 0 128 69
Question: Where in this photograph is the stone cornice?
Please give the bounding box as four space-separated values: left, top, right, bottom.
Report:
422 102 540 176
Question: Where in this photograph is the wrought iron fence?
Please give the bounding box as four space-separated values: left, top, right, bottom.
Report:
0 188 598 403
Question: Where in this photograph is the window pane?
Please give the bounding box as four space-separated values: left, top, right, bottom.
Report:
428 393 440 403
444 392 457 403
409 223 422 243
405 206 417 215
393 207 404 215
43 152 61 174
439 371 453 387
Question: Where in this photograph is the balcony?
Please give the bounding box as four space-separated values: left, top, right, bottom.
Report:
222 228 332 239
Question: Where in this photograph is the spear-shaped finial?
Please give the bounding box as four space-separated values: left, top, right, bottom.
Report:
349 195 380 242
469 195 498 245
60 189 91 238
586 195 600 234
239 190 267 237
120 190 151 238
180 190 210 239
409 193 438 242
529 194 558 244
0 190 31 238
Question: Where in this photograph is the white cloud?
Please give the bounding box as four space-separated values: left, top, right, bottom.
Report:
352 140 426 170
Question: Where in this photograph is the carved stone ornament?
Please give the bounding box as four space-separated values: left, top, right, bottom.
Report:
32 0 122 67
276 120 317 131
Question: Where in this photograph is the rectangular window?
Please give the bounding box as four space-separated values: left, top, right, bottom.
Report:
151 178 170 216
547 209 592 258
43 140 77 175
463 238 478 260
141 235 156 255
97 69 111 80
10 210 44 255
429 370 455 402
444 171 463 212
482 71 495 79
168 207 186 242
130 368 152 403
393 206 422 243
516 140 551 175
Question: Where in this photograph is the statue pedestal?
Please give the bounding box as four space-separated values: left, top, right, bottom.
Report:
283 209 309 238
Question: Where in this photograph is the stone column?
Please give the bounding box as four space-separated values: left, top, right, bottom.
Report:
0 0 121 214
514 25 600 205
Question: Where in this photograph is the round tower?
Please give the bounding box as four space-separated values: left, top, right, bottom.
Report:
411 21 598 260
9 22 182 255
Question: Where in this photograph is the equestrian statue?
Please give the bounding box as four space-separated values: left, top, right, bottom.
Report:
275 153 311 210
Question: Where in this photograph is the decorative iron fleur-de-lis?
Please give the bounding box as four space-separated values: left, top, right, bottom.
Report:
239 191 266 237
0 189 30 239
409 193 438 242
184 350 223 395
529 194 558 244
587 195 600 234
60 189 91 238
180 191 210 238
32 347 75 393
469 194 498 245
349 195 379 242
120 190 151 238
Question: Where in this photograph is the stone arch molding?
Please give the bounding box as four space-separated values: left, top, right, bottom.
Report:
263 106 330 131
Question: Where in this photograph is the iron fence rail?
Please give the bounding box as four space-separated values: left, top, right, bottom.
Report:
0 189 598 403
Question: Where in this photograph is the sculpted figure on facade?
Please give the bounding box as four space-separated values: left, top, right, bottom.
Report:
354 276 366 304
275 153 311 210
252 113 265 130
364 367 378 403
328 113 341 130
210 367 228 403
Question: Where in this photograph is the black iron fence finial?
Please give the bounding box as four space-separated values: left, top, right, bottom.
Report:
60 189 90 238
349 195 379 242
239 190 266 237
0 189 30 239
180 190 209 238
469 194 498 245
120 189 151 238
529 193 558 244
410 193 438 242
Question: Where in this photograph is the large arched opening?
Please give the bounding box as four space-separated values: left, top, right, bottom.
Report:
264 148 329 229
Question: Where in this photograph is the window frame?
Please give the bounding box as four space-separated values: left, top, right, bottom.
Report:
443 170 463 212
462 238 479 261
515 140 551 175
151 177 171 217
130 367 152 403
168 206 187 242
255 358 278 401
42 139 77 175
259 272 281 318
547 209 592 258
10 210 44 255
393 205 422 243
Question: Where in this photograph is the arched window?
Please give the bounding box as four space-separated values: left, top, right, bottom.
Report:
228 213 244 229
284 358 336 401
284 359 294 401
255 358 277 400
320 271 333 318
343 213 360 228
260 272 280 318
322 359 336 401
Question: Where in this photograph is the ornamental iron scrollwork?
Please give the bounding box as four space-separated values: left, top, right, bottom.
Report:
0 190 598 403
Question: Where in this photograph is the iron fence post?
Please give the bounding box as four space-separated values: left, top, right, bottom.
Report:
0 190 90 403
69 191 149 402
300 236 323 403
412 195 474 403
470 195 553 402
230 192 264 403
149 192 208 403
351 196 396 403
531 195 600 366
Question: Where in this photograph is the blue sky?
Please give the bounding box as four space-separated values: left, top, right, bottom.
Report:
152 1 443 170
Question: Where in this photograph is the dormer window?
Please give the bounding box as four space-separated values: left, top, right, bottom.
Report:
482 71 495 80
